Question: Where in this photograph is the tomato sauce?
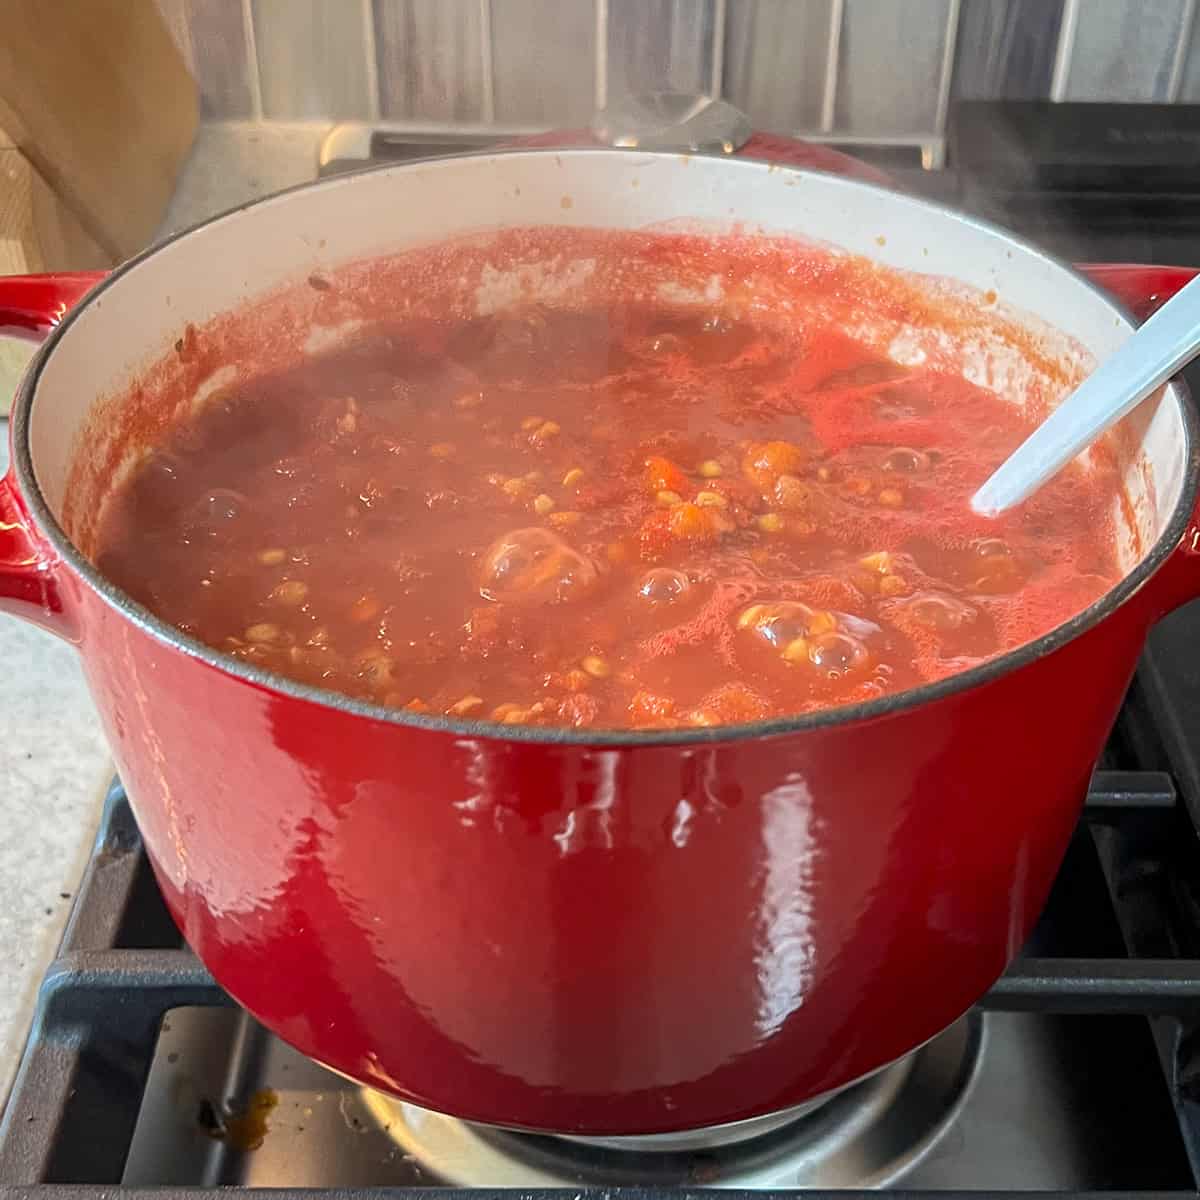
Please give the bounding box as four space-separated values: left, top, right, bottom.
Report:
92 239 1123 730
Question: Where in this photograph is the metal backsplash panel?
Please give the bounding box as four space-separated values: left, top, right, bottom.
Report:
606 0 715 104
163 0 1200 141
252 0 373 119
375 0 486 122
1056 0 1192 102
491 0 596 125
952 0 1064 102
834 0 956 135
1180 13 1200 101
155 0 258 117
722 0 835 133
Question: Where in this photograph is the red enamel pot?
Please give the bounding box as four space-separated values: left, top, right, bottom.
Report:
2 148 1200 1138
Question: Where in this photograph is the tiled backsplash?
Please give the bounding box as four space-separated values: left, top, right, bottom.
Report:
156 0 1200 139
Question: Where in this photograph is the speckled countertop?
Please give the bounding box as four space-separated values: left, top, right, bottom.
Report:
0 122 328 1103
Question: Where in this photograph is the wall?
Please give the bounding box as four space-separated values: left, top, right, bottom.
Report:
155 0 1200 145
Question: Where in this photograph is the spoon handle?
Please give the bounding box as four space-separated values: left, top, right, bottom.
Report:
971 273 1200 517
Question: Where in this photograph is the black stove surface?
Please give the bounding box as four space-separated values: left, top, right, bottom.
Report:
950 101 1200 266
8 100 1200 1197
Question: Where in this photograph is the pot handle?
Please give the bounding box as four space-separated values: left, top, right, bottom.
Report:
1 271 106 638
1076 263 1200 619
1077 263 1200 322
0 272 104 338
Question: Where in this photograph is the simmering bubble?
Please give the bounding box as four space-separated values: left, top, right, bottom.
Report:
808 631 869 677
479 527 599 604
735 601 816 651
737 601 884 678
969 542 1027 594
701 315 735 336
881 447 930 473
637 568 690 605
905 591 978 631
184 488 246 532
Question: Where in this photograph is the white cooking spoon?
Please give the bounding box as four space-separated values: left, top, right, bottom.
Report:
971 273 1200 517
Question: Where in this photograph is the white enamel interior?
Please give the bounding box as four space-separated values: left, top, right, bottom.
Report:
22 149 1189 572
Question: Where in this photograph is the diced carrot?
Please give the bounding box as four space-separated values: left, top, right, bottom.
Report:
742 440 810 492
773 474 813 512
644 455 688 495
668 501 718 543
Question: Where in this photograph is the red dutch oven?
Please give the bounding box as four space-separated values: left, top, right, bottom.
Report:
2 120 1200 1138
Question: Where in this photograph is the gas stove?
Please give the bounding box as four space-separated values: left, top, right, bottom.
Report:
8 99 1200 1196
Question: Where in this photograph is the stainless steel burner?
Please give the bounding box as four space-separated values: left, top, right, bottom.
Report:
558 1095 835 1153
359 1014 983 1188
122 1003 1192 1188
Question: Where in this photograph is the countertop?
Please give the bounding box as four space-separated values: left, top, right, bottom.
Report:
0 121 327 1103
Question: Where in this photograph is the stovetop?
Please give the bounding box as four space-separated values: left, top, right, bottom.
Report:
7 100 1200 1196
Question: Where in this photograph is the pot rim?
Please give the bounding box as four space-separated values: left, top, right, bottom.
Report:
11 147 1199 747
